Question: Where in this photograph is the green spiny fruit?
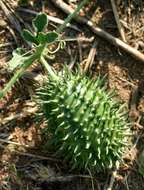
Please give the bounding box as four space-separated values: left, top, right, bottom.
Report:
36 68 130 172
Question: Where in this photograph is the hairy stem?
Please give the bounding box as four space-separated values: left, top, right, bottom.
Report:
0 45 45 99
56 0 90 33
0 0 90 99
40 56 59 80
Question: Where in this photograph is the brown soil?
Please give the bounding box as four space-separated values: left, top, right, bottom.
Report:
0 0 144 189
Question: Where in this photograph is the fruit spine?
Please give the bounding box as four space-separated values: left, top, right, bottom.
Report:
36 68 130 171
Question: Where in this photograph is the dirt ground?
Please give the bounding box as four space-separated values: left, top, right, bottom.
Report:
0 0 144 189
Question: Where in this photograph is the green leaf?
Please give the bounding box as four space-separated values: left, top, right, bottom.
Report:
14 48 25 55
45 32 58 43
33 13 48 33
8 49 29 71
37 32 58 44
37 32 46 44
22 29 38 44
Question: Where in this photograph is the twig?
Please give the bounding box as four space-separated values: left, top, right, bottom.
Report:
77 40 83 63
107 162 120 190
38 174 94 183
110 0 126 42
0 106 37 125
5 0 31 31
51 0 75 16
64 36 94 42
130 132 142 151
67 47 77 69
0 30 5 35
84 39 98 72
125 174 130 190
0 0 21 44
0 42 15 48
0 50 12 54
107 171 117 190
51 0 144 62
87 168 95 190
129 85 140 121
115 76 135 87
0 138 30 148
14 151 61 162
0 0 22 33
134 116 143 129
17 7 81 32
0 142 61 162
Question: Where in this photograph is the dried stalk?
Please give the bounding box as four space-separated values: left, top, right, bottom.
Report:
110 0 126 42
51 0 144 62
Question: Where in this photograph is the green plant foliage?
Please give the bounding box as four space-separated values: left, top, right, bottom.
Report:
22 29 38 45
8 48 29 71
36 68 130 172
22 21 58 46
0 0 90 99
33 13 48 33
37 32 58 44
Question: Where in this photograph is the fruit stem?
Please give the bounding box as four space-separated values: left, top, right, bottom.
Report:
40 56 59 80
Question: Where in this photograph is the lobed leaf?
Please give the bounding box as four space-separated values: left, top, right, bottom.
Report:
9 48 29 71
33 13 48 33
37 32 58 44
22 29 38 44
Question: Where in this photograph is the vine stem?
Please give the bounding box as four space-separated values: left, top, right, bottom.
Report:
0 0 90 99
40 56 59 80
56 0 90 33
0 45 45 99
